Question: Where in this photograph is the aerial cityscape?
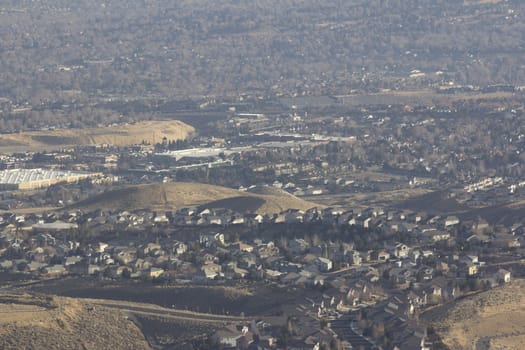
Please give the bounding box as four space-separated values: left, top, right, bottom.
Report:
0 1 525 349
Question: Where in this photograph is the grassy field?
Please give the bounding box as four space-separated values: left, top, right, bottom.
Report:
430 279 525 350
0 120 194 152
72 182 321 214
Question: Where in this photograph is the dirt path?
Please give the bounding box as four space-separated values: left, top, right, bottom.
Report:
90 298 247 324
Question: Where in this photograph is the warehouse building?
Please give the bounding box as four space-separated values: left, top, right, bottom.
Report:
0 168 103 190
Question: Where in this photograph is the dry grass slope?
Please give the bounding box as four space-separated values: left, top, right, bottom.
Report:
0 293 150 350
432 279 525 350
0 120 194 151
73 182 321 214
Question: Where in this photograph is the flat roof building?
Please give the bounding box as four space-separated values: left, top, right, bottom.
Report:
0 168 102 190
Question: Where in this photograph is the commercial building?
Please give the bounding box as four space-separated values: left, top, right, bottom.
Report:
0 168 102 190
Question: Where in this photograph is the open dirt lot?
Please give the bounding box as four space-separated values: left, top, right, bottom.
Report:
0 120 194 152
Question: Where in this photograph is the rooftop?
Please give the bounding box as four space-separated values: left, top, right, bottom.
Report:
0 168 98 185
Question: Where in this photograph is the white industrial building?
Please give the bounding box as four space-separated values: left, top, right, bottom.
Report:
156 147 233 161
0 168 102 190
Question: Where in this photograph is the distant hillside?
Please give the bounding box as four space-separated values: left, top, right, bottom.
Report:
0 120 194 151
72 182 321 214
0 293 150 350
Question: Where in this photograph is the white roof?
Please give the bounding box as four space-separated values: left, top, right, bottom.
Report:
0 168 95 185
33 221 78 230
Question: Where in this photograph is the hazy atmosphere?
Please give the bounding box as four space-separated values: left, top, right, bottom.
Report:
0 1 524 349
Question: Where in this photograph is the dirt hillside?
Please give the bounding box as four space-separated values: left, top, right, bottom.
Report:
73 182 322 214
431 279 525 350
0 293 150 350
0 120 194 151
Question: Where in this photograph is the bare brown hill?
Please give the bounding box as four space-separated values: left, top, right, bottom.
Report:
72 182 321 214
0 293 150 350
429 279 525 350
0 120 194 152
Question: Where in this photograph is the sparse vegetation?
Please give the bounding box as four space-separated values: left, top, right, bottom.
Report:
430 279 525 350
0 120 194 152
71 182 321 214
0 293 150 350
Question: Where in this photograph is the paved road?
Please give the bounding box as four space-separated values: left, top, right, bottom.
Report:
330 316 381 350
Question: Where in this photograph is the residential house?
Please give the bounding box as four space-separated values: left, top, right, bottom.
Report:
153 212 169 224
496 268 511 283
348 217 364 227
444 216 460 228
116 248 136 265
65 256 83 266
407 290 428 309
224 263 248 279
284 210 304 223
134 258 152 271
392 243 410 259
212 325 252 348
466 263 478 276
199 233 225 247
148 267 164 279
377 250 391 262
316 257 333 272
264 269 282 280
463 255 479 264
0 260 13 270
493 234 521 248
229 242 254 253
237 252 257 269
143 242 162 255
245 214 265 225
43 264 67 276
421 229 450 242
230 216 245 225
435 261 449 274
389 267 413 286
173 242 188 256
201 263 222 279
88 264 101 275
27 261 47 272
94 242 109 253
288 238 310 254
206 216 223 225
198 252 219 265
425 276 454 302
348 250 362 266
257 241 279 259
